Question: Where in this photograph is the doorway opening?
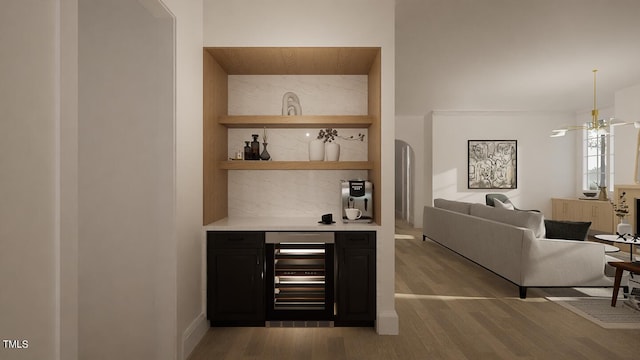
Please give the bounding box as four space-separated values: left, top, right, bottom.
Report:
395 139 415 235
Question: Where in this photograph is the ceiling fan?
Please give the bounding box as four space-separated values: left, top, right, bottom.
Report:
550 69 640 137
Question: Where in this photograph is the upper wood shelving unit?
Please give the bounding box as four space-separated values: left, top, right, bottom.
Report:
206 47 379 75
219 115 373 128
203 47 382 225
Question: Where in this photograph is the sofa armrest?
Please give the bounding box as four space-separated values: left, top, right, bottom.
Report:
521 237 608 286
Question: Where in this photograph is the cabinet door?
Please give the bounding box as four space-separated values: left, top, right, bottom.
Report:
335 232 376 325
551 199 566 220
585 202 614 233
552 199 581 221
207 232 265 326
552 199 614 233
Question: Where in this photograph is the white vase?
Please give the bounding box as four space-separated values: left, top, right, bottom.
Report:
617 218 633 236
325 142 340 161
309 139 325 161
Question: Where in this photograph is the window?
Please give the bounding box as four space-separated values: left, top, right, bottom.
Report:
583 124 614 191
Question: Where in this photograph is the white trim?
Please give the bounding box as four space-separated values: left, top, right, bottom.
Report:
181 313 208 360
138 0 174 18
152 2 179 358
431 110 572 117
375 310 399 335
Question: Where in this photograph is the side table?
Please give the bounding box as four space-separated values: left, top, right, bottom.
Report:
595 234 639 261
608 261 640 307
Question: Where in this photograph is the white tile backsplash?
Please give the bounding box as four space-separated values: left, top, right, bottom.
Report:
228 75 368 115
228 170 369 218
228 128 368 161
226 75 371 218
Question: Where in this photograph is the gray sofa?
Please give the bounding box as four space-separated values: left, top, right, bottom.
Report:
423 199 620 298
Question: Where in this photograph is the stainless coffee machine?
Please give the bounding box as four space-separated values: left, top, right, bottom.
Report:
341 180 373 223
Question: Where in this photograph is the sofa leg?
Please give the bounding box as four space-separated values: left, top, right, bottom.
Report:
422 235 426 241
519 287 527 299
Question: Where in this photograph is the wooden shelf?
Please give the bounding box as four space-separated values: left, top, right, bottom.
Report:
220 161 373 170
219 115 372 128
205 47 379 75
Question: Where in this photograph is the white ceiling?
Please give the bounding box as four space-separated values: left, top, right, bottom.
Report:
395 0 640 115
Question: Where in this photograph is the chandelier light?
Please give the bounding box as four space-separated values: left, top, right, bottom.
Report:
550 69 640 137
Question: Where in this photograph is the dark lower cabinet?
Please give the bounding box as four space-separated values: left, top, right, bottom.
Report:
335 231 376 326
207 230 375 327
207 231 265 326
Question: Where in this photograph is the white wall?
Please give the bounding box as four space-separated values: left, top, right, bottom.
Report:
203 0 398 335
72 0 204 359
431 111 576 217
395 116 426 228
160 0 206 359
614 84 640 185
0 1 58 359
399 101 633 222
78 1 175 359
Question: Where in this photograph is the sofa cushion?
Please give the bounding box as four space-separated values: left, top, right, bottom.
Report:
433 198 473 214
470 203 546 238
544 220 591 241
494 198 515 210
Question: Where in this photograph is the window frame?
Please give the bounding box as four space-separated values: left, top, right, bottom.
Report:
582 124 614 191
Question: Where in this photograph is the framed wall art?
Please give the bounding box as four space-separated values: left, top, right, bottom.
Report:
468 140 517 189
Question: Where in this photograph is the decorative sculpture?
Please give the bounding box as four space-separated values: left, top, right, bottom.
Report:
282 92 302 115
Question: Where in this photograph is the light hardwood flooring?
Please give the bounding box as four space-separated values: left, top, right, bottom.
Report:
188 222 640 359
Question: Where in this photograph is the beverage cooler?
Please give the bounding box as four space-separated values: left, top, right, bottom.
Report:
265 232 334 321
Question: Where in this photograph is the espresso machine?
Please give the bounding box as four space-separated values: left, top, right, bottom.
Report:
341 180 373 223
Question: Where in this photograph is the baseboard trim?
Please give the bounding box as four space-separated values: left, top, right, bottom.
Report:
376 310 399 335
182 313 208 360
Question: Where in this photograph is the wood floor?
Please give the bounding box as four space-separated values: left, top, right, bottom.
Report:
188 223 640 360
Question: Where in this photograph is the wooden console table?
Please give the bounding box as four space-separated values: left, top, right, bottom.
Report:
608 261 640 307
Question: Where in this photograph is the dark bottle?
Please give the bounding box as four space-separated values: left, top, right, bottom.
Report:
260 142 271 161
244 141 252 160
250 134 260 160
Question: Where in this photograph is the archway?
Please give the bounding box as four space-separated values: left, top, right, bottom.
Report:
395 139 415 226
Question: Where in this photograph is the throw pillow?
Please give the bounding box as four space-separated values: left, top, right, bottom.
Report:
544 220 591 241
494 198 515 210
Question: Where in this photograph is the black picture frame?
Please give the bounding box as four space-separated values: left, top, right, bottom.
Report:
468 140 517 189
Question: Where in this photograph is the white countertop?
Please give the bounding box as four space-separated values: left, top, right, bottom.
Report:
204 217 379 232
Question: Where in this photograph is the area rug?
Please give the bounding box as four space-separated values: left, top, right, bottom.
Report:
544 288 640 329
